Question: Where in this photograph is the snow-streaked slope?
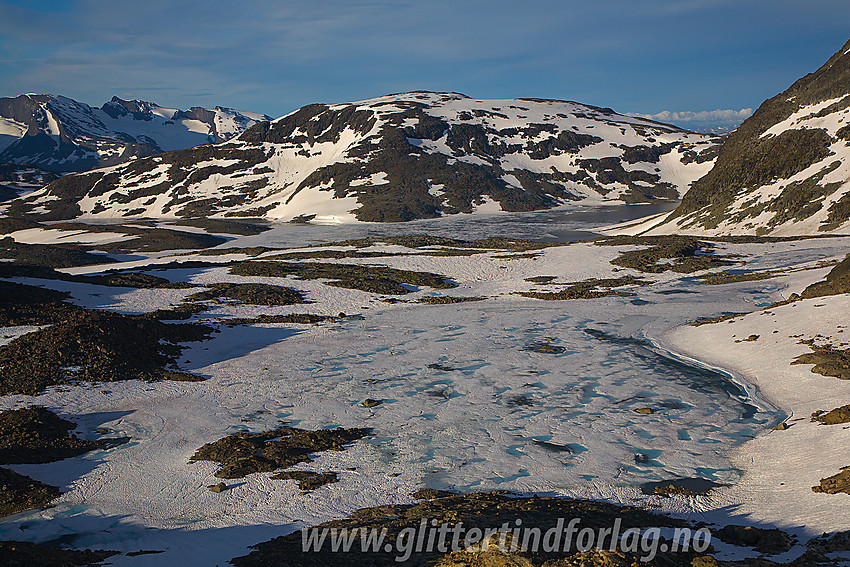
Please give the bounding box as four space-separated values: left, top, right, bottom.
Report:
609 38 850 237
0 94 271 173
13 92 719 223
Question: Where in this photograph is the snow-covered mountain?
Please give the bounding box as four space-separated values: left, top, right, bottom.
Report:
612 39 850 236
0 94 271 172
9 92 719 222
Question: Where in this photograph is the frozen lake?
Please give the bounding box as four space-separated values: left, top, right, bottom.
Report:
3 207 841 565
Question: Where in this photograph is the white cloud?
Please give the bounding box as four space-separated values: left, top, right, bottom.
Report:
632 108 754 123
628 108 754 133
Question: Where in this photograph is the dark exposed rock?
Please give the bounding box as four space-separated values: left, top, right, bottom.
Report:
362 399 383 408
620 143 677 164
524 276 557 283
0 540 117 566
185 283 308 306
0 163 60 189
801 253 850 298
224 313 333 326
812 404 850 425
411 488 455 500
0 236 111 268
418 295 486 304
90 271 192 289
822 191 850 231
0 407 103 464
229 490 695 567
689 312 748 327
141 302 209 321
524 340 566 354
792 342 850 380
0 280 80 327
598 236 736 274
271 471 339 490
230 260 455 295
641 478 725 497
0 262 187 289
577 156 677 203
0 280 70 307
712 525 793 555
667 39 850 232
807 530 850 555
191 426 369 479
0 215 43 235
86 227 227 254
318 235 557 252
518 275 651 300
812 467 850 494
11 93 712 222
0 467 61 517
0 309 212 395
0 93 267 174
697 269 786 285
190 247 271 258
491 252 543 260
268 249 404 261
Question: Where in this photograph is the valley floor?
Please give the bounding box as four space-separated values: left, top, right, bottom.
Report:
0 217 847 566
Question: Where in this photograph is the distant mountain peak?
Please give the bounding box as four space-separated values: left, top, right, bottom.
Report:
0 93 271 172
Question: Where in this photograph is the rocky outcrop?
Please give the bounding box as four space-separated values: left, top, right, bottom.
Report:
191 426 368 479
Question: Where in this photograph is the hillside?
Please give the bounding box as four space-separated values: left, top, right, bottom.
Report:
608 39 850 237
5 92 720 223
0 94 270 173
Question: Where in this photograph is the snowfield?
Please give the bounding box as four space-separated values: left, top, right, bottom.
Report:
0 215 847 565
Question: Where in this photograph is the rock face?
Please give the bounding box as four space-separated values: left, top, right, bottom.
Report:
629 38 850 236
9 92 718 222
0 94 270 173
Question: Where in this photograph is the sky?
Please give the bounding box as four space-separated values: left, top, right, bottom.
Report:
1 0 849 133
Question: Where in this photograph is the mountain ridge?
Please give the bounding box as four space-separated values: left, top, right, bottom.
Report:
6 91 720 223
0 94 271 173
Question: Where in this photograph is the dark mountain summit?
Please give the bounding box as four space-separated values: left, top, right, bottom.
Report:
629 38 850 236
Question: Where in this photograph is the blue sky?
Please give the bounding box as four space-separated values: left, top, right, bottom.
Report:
1 0 848 131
